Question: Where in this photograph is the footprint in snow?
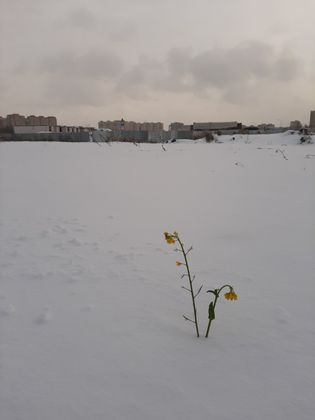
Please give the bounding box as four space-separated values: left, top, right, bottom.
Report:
73 227 86 232
39 229 50 238
68 238 81 246
0 303 15 317
274 307 291 324
81 305 95 312
114 254 130 262
36 308 53 325
55 226 68 234
7 250 19 258
15 235 29 242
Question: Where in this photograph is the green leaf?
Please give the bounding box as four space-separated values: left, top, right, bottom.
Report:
208 302 215 320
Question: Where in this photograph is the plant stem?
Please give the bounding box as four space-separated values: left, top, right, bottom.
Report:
177 236 200 338
205 284 231 338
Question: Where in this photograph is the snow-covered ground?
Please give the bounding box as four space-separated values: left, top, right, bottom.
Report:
0 133 314 420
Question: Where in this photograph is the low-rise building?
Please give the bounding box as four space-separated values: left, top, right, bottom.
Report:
52 126 80 133
13 125 93 135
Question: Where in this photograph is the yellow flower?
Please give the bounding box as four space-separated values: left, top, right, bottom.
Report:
164 232 176 244
224 290 238 301
176 261 182 266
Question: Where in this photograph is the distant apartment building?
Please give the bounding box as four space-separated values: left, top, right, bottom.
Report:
99 118 163 132
26 115 57 126
309 110 315 131
140 121 164 131
289 120 302 130
4 113 57 127
6 114 26 126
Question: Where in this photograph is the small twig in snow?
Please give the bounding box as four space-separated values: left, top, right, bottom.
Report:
183 315 196 324
275 149 288 160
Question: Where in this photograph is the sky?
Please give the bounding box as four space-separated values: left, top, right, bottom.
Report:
0 0 314 127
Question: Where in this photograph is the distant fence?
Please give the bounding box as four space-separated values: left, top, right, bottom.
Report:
106 130 172 143
1 132 90 142
1 129 198 143
111 130 148 142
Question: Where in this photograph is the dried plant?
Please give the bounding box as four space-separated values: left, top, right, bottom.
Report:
164 231 201 337
164 231 238 338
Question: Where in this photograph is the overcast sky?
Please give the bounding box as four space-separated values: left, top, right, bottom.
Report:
1 0 314 126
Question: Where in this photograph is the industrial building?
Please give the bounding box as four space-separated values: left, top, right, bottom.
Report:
193 121 242 131
309 111 315 132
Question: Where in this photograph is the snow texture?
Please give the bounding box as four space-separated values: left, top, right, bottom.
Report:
0 132 314 420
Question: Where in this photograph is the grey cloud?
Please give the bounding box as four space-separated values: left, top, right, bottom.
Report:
167 48 192 76
162 48 195 91
115 51 194 97
66 7 98 29
223 83 258 105
310 57 315 81
62 6 138 42
190 42 299 89
9 40 303 109
40 50 124 79
43 76 108 107
274 54 300 81
0 79 7 97
116 66 146 89
115 55 165 99
34 49 124 107
116 42 302 102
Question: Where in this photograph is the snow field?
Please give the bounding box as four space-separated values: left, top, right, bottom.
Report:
0 134 314 420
